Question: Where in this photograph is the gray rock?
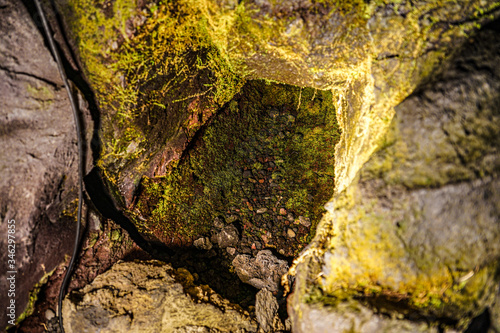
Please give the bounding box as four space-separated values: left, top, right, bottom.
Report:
193 237 213 250
255 289 280 332
45 309 55 321
216 224 239 248
0 0 90 326
62 261 257 333
232 250 288 292
288 300 439 333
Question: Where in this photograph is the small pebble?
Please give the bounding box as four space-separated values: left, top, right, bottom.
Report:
256 208 268 214
298 216 311 227
287 229 296 238
213 217 225 228
45 309 55 320
279 208 287 215
227 247 236 255
194 237 213 250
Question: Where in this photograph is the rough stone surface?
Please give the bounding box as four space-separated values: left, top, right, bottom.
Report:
288 300 439 333
62 260 257 333
289 19 500 332
255 289 282 333
232 250 289 292
229 0 500 199
9 0 500 331
56 0 497 219
216 224 240 248
0 0 86 327
193 237 213 250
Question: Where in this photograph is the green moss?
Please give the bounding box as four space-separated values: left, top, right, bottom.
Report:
300 183 499 327
110 229 122 242
25 83 55 109
16 267 55 325
60 0 248 180
131 80 340 255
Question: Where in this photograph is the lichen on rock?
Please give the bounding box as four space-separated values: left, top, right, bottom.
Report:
289 14 500 332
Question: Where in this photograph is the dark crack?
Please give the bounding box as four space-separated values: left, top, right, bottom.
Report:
0 65 62 88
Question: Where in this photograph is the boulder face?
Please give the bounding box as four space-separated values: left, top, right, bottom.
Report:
0 0 86 327
62 260 258 333
288 19 500 332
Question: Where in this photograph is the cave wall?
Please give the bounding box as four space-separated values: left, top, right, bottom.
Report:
2 0 500 331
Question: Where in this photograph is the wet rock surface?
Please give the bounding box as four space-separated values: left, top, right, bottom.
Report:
62 260 258 333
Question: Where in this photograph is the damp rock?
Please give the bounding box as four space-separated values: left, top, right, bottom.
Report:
216 225 239 248
193 237 213 250
232 250 289 292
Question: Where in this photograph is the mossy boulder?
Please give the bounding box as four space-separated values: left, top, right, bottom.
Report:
288 19 500 332
130 80 340 256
